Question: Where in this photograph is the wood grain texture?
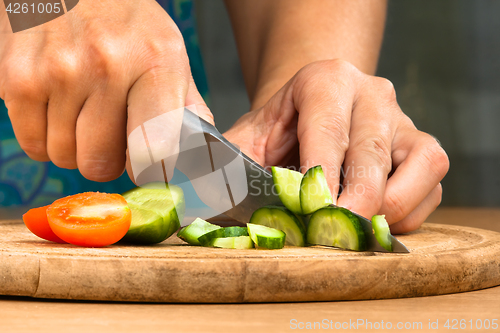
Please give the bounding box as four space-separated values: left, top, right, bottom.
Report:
1 219 500 303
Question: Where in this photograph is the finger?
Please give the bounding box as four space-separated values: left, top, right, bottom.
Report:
336 94 394 219
379 129 449 224
294 61 359 200
185 75 214 125
46 89 87 169
126 68 189 184
7 98 50 162
76 86 128 182
389 183 443 234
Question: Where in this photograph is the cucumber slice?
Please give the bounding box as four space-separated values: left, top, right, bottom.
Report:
177 218 221 246
271 166 303 215
300 166 333 215
249 206 306 246
307 206 366 251
209 236 254 249
122 182 185 244
198 226 249 246
247 223 286 249
121 205 166 244
372 215 393 252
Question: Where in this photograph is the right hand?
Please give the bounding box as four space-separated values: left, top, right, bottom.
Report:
0 0 212 182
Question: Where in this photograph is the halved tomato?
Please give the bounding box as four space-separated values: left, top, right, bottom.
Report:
47 192 131 247
23 205 67 243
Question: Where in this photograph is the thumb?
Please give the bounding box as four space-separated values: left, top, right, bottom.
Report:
185 75 214 126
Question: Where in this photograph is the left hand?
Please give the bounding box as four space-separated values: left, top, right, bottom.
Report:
224 59 449 234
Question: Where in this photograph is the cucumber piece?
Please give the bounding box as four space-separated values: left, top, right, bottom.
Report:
247 223 286 249
198 226 249 246
121 205 166 244
271 166 303 215
372 215 393 252
177 218 221 246
122 182 185 244
209 236 254 249
307 206 366 251
300 166 333 215
249 206 306 246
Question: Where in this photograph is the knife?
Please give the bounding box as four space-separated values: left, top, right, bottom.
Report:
174 109 409 253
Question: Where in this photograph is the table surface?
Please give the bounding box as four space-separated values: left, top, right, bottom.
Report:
1 207 499 333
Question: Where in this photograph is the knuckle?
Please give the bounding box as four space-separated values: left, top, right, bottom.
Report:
421 137 450 180
316 118 350 152
355 181 383 209
385 192 407 223
372 77 397 100
352 137 392 173
46 51 80 84
19 140 48 160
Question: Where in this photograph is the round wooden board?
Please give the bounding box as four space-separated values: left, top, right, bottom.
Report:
1 220 500 303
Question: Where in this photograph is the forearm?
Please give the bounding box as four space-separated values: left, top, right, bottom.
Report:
224 0 387 109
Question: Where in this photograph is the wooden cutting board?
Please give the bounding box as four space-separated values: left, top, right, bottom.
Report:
1 219 500 303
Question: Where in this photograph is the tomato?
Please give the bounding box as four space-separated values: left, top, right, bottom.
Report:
47 192 131 247
23 205 67 243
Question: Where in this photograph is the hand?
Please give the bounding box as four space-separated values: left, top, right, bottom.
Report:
0 0 212 182
224 59 449 234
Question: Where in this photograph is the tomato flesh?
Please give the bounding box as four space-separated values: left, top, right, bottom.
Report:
47 192 131 247
23 205 67 243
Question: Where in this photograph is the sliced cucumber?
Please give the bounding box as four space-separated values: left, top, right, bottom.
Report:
177 218 221 246
122 182 185 244
198 226 249 246
121 205 166 244
249 206 306 246
209 236 254 249
247 223 286 249
307 206 366 251
271 166 303 215
299 166 333 215
372 215 393 252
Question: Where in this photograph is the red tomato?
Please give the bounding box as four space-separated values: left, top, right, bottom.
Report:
23 205 67 243
47 192 131 247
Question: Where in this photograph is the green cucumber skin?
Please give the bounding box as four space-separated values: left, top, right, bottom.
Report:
247 223 286 250
271 166 303 215
122 182 185 243
299 166 333 215
198 226 249 246
307 206 366 251
254 234 285 249
372 215 393 252
177 218 221 246
209 236 254 249
122 205 166 244
249 205 306 246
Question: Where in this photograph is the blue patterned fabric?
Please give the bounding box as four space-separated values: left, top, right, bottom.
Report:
0 0 208 207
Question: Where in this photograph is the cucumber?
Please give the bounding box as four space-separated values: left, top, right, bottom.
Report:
300 166 333 215
307 206 366 251
372 215 393 252
271 166 303 215
177 218 221 246
209 236 254 249
249 206 306 246
198 226 249 246
121 205 166 244
247 223 286 249
122 182 185 244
